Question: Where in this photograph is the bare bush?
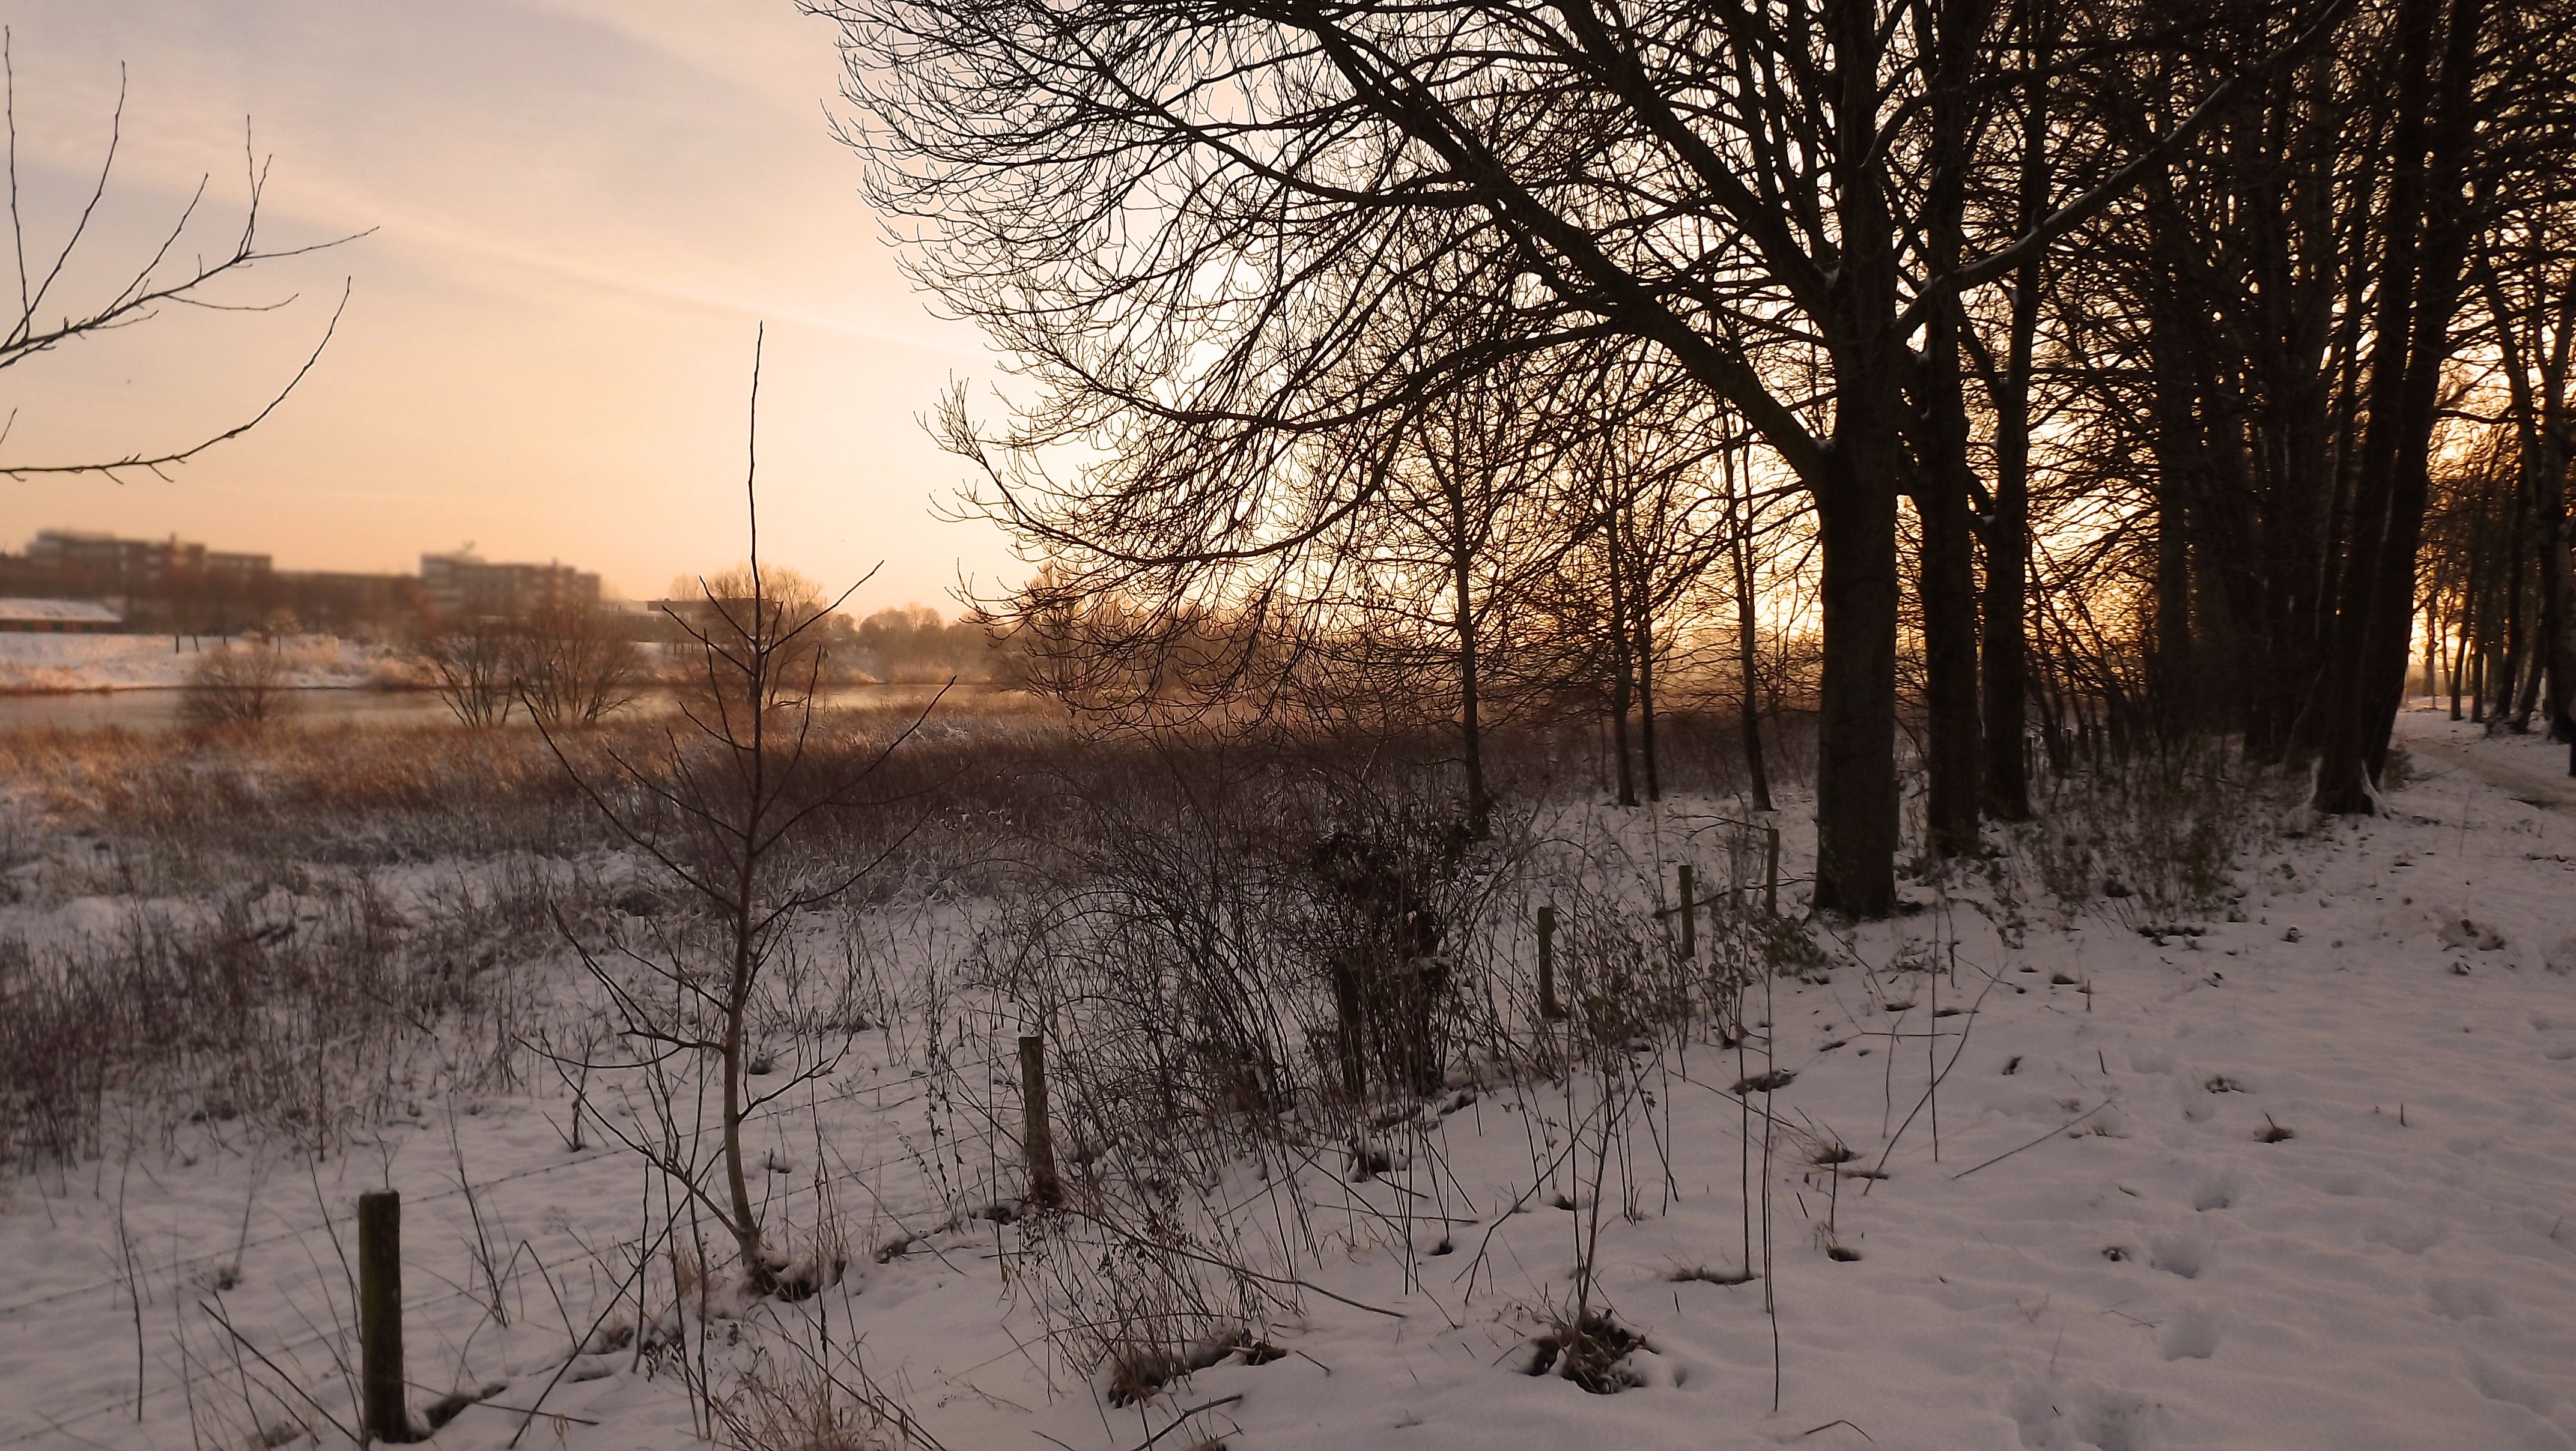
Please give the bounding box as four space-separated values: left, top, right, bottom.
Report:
426 618 522 729
517 601 643 727
717 1368 891 1451
955 736 1645 1392
179 640 298 735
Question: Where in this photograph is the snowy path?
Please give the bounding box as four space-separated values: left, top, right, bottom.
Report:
2399 709 2576 813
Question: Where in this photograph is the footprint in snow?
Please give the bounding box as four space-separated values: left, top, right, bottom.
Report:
2463 1351 2561 1419
2532 1014 2576 1060
2148 1232 2206 1279
2158 1306 2223 1361
2363 1214 2444 1255
2425 1276 2501 1320
2009 1383 2169 1451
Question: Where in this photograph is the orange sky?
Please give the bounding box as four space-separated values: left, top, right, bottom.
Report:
1 0 1019 615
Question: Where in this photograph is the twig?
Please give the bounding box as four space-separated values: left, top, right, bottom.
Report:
505 1218 670 1449
193 1299 357 1444
1951 1102 2111 1180
1126 1395 1244 1451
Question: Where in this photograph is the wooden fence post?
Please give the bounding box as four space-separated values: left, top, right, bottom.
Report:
1538 905 1565 1020
1019 1035 1062 1208
358 1190 409 1444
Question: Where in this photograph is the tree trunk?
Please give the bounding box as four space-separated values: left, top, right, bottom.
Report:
1636 608 1661 803
2531 276 2576 748
1913 0 1981 858
2354 0 2488 787
1979 0 2051 822
724 912 767 1288
1810 0 1903 916
1728 470 1775 812
1811 434 1901 917
1447 484 1491 836
1983 255 2040 820
2154 481 2196 740
2544 440 2576 748
2315 0 2486 811
2495 460 2533 730
1608 676 1636 807
2455 535 2482 718
2411 587 2431 706
1918 472 1982 856
1605 529 1638 808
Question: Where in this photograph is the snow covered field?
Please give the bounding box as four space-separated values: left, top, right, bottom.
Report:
1 710 2570 1451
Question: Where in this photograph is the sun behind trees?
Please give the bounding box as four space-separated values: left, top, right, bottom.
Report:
821 0 2576 913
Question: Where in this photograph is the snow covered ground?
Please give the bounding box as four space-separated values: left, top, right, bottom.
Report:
1 710 2571 1451
0 634 412 693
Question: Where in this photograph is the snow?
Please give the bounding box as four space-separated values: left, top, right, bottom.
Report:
2 709 2572 1450
0 635 410 693
0 601 123 626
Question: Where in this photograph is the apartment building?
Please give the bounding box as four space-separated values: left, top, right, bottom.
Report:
420 550 601 622
25 530 273 590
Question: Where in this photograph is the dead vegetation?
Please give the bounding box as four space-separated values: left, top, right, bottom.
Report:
0 692 2325 1439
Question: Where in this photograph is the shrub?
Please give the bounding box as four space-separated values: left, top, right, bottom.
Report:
426 618 521 728
517 602 643 727
179 640 297 736
2019 736 2285 919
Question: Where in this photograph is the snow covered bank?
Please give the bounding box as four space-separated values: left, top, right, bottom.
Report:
0 634 415 693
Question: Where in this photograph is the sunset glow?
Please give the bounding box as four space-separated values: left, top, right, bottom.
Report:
2 0 1013 611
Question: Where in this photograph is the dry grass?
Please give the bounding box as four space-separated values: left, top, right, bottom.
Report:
0 694 1102 1169
0 855 580 1165
717 1360 918 1451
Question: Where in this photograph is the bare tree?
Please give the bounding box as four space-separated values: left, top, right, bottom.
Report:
547 332 930 1294
2028 0 2576 804
2468 201 2576 756
822 0 2342 915
179 638 297 736
1319 344 1588 832
0 34 359 480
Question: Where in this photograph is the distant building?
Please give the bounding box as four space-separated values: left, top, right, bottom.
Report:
0 530 602 640
0 598 123 633
207 551 274 583
22 530 273 592
26 529 279 592
421 550 601 622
